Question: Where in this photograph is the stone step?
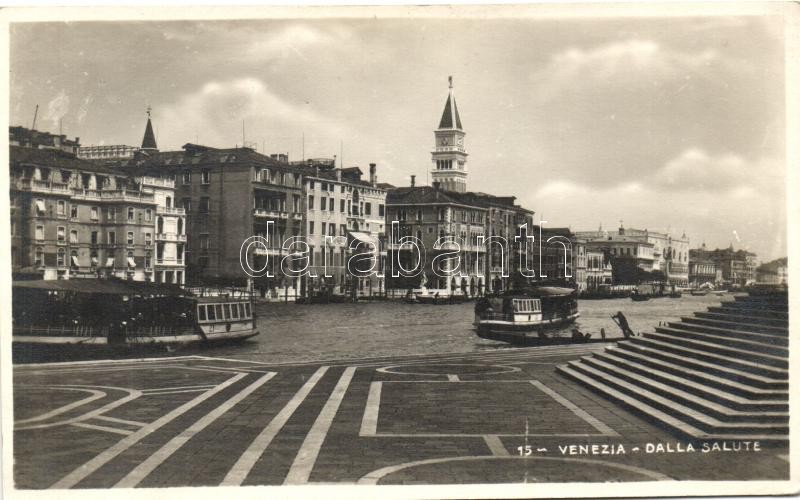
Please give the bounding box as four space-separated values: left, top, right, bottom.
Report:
708 305 788 320
556 363 788 445
660 324 789 356
694 311 788 329
735 294 788 305
589 352 788 413
606 345 789 398
628 336 788 380
644 331 788 369
680 316 788 337
561 361 789 435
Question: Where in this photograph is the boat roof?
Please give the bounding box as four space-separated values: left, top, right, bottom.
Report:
501 286 576 298
12 279 188 297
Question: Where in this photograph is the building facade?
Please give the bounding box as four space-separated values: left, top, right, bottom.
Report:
9 131 182 282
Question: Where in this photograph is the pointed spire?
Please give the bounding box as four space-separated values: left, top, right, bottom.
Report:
438 76 463 130
141 106 158 151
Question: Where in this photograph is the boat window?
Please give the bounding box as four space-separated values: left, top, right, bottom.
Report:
244 303 251 318
215 304 224 320
532 299 541 312
224 303 232 319
198 305 207 321
207 305 216 321
230 303 240 319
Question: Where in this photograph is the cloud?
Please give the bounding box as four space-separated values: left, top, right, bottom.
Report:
526 39 780 188
245 25 335 62
654 148 783 193
158 77 349 154
44 90 70 128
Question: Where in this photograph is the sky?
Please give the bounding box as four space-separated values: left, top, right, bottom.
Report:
9 13 788 261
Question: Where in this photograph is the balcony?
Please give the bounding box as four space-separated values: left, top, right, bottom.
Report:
16 178 72 195
71 188 155 203
156 232 187 242
253 208 289 220
252 246 282 256
139 176 176 189
292 212 303 221
156 206 186 216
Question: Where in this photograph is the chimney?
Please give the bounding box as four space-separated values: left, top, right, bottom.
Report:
410 175 416 187
369 163 377 186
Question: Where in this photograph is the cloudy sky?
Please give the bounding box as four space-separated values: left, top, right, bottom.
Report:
9 12 788 260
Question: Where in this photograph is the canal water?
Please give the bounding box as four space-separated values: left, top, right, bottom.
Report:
204 293 736 364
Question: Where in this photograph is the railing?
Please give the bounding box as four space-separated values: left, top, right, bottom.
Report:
72 188 155 202
156 232 187 242
156 206 186 216
17 178 73 195
253 208 289 219
139 176 176 189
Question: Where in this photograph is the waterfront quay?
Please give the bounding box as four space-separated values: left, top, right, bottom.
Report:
12 296 789 488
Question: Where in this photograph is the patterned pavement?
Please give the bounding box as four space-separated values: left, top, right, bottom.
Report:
12 344 790 489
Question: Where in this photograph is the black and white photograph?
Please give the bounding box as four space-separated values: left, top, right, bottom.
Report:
1 3 797 498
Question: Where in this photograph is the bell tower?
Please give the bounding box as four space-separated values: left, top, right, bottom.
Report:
431 76 468 193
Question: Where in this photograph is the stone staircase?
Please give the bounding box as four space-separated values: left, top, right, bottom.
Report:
557 292 789 445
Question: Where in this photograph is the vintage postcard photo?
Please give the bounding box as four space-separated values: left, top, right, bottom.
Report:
1 3 797 499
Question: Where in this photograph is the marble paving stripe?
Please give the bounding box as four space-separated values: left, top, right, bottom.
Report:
529 380 619 437
50 372 247 490
115 371 276 488
220 366 329 486
359 381 382 437
483 435 510 456
15 387 106 425
284 367 357 485
71 422 133 436
93 415 146 427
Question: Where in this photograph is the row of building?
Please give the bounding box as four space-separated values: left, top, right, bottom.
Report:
9 80 773 296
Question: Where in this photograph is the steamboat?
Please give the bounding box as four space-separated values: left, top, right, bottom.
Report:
473 286 582 345
12 279 259 357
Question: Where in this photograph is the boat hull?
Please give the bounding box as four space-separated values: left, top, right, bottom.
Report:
475 313 582 345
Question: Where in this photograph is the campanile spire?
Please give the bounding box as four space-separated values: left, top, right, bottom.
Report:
430 77 468 192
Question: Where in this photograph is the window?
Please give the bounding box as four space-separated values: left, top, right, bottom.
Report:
293 195 301 213
340 199 346 213
182 170 191 184
70 205 78 219
127 231 134 245
57 226 66 243
177 244 184 262
35 247 44 266
128 207 135 221
340 224 347 236
341 185 345 194
106 207 116 221
365 203 372 216
90 206 98 220
201 169 210 184
321 222 327 236
328 198 334 211
215 304 224 320
145 233 152 246
57 248 65 267
200 234 210 250
198 305 207 321
308 195 314 210
329 224 336 237
145 252 152 269
70 230 78 244
182 198 192 211
309 221 315 235
57 200 66 216
309 180 315 189
108 231 116 245
379 204 385 217
91 231 98 245
145 209 152 222
230 303 239 319
35 225 44 240
127 251 135 268
70 250 79 269
207 304 216 320
199 197 210 213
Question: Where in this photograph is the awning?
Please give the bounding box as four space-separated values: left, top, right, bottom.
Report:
12 278 188 297
71 256 80 267
127 257 136 268
106 257 115 267
348 232 374 244
35 200 46 213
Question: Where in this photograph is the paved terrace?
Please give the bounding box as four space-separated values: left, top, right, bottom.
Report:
13 345 789 489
